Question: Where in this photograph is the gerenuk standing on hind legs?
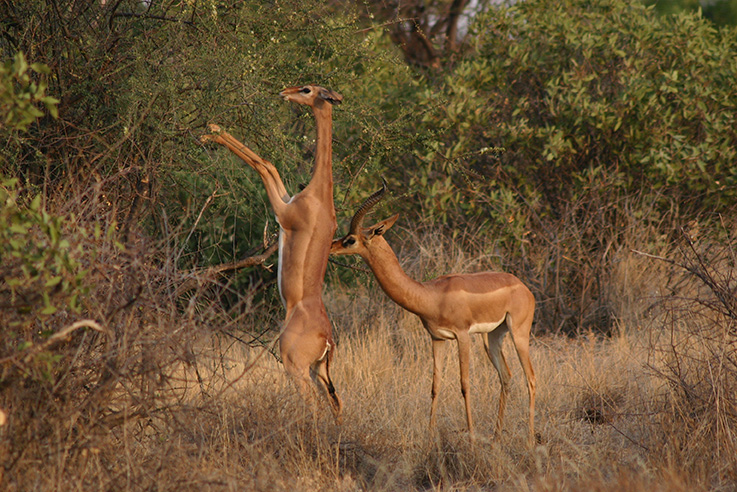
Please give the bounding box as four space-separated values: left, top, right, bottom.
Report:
202 85 343 421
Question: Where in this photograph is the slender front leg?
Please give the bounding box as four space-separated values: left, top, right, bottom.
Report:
455 331 474 436
202 125 290 211
429 338 446 430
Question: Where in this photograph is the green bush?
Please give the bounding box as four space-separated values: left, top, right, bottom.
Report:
0 52 58 132
0 177 89 330
418 0 737 225
0 175 93 389
0 1 400 259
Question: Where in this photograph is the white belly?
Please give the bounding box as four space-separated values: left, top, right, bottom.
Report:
468 317 506 334
431 317 506 340
277 228 286 308
433 327 456 339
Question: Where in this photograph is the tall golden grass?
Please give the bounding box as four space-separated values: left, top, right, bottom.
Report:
2 221 735 491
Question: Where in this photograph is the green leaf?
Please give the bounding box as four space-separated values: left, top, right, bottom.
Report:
30 195 42 211
40 305 57 316
13 51 28 76
9 223 28 234
45 275 62 287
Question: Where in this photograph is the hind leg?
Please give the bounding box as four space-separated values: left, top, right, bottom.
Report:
283 357 320 417
483 325 512 437
280 325 322 417
312 353 343 423
509 317 536 446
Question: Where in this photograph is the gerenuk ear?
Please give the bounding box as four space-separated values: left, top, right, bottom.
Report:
369 214 400 238
318 87 343 105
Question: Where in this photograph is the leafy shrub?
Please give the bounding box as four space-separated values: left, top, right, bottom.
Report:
418 0 737 223
0 176 88 339
0 176 241 489
0 52 58 132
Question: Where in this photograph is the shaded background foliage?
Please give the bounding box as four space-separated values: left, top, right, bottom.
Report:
2 0 736 332
1 0 735 332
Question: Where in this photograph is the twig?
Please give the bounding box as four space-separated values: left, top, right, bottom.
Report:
630 249 677 265
606 420 650 452
329 257 371 274
38 320 110 348
175 186 223 265
111 12 194 25
0 320 111 366
205 241 279 276
174 241 279 297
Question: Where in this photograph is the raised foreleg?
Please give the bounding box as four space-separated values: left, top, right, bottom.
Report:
202 125 290 212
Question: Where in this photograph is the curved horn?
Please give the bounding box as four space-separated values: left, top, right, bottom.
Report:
349 178 388 235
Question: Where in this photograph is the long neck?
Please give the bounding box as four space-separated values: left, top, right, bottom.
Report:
362 238 434 316
311 102 333 193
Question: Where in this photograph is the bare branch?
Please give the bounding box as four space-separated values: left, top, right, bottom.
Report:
0 320 112 366
174 241 279 297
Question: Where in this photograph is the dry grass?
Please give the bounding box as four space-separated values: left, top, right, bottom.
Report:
13 294 720 490
2 218 735 491
44 310 710 492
